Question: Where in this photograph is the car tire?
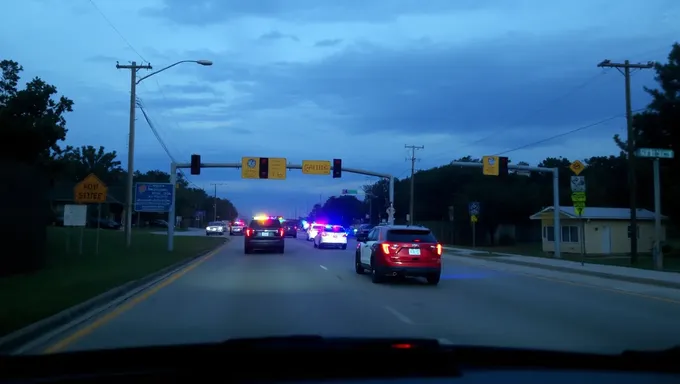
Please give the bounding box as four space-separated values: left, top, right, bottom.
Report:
370 256 384 284
355 251 365 274
244 247 252 254
426 273 441 285
341 245 347 250
313 241 317 248
277 247 285 254
206 233 210 236
219 232 223 236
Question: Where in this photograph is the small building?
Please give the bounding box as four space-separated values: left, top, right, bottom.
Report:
529 206 667 255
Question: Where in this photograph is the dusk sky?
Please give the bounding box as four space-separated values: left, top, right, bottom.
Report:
2 0 678 218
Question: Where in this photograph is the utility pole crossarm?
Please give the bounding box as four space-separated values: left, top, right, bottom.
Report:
597 59 654 69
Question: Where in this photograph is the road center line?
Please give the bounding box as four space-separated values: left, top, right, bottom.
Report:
319 265 328 270
383 305 414 325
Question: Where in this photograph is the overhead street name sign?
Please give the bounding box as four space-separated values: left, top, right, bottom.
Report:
635 148 675 159
74 173 108 203
302 160 331 175
135 182 174 212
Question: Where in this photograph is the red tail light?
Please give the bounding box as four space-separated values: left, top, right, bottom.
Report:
278 228 284 237
436 243 442 256
381 243 392 254
246 228 253 236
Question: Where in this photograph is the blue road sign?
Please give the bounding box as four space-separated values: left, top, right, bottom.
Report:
195 210 206 218
468 202 481 215
134 182 174 212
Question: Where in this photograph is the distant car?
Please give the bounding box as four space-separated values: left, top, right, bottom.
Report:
314 225 348 250
205 221 225 236
355 225 442 285
244 216 285 254
306 224 326 241
230 220 246 235
355 224 375 240
282 219 300 238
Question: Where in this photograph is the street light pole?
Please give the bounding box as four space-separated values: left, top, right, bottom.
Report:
116 59 213 247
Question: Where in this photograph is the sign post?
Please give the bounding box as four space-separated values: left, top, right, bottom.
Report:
569 160 587 262
468 202 480 248
635 147 674 270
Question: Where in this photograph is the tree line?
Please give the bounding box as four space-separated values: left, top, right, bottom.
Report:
309 43 680 244
1 58 237 274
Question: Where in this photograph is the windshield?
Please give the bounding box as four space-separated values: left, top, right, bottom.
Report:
5 3 679 359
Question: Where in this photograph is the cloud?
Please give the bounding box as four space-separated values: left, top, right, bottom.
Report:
259 31 299 42
314 39 343 48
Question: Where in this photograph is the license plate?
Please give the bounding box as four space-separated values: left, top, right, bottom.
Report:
408 249 421 256
261 232 270 237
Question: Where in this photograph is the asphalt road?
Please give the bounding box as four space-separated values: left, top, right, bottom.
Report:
31 233 680 354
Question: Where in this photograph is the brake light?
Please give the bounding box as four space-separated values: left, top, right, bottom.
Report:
381 243 391 254
245 228 253 236
436 243 442 256
278 228 284 237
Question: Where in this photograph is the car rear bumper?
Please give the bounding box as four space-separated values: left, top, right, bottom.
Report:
245 239 284 249
378 265 440 277
319 240 347 247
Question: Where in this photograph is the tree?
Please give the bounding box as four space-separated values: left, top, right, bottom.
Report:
61 145 124 184
0 59 73 166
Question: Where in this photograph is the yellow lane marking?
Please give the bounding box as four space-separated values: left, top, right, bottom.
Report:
43 245 226 354
444 255 680 305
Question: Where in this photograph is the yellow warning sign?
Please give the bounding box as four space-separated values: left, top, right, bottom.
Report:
569 160 586 175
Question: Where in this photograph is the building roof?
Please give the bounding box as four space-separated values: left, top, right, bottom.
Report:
530 206 667 221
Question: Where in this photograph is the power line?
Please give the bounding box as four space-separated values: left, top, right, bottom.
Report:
596 58 654 264
405 144 424 225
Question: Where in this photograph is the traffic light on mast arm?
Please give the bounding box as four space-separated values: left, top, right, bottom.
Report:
190 154 201 175
332 159 342 178
259 157 269 179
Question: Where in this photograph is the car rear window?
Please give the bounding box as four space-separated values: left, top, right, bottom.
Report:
208 222 223 226
324 226 345 233
386 229 436 243
249 219 282 229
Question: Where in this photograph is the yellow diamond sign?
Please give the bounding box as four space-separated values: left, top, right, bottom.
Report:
569 160 586 175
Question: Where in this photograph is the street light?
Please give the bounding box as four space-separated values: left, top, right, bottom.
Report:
116 59 213 247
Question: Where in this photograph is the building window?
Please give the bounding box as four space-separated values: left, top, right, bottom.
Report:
562 226 579 242
545 226 555 241
627 225 639 238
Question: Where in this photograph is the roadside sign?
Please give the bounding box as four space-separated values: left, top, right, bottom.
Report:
74 173 108 203
482 156 499 176
468 202 480 215
569 160 586 175
635 148 675 159
302 160 331 175
241 157 260 179
470 215 478 223
571 192 586 217
134 182 174 212
342 189 358 195
268 158 287 180
570 176 586 192
63 204 87 226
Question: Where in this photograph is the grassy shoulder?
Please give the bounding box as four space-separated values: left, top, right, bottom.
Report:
448 242 680 272
0 227 225 338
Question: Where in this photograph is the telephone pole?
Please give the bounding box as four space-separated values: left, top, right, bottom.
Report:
597 59 654 264
210 183 225 221
405 145 424 225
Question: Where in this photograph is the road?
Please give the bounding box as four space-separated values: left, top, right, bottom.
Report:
30 234 680 354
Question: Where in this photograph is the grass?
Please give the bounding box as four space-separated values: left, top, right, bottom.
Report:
448 242 680 273
0 227 225 338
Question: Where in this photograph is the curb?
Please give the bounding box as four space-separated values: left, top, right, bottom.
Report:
0 239 227 354
446 251 680 290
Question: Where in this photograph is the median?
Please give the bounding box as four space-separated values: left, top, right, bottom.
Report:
0 227 225 338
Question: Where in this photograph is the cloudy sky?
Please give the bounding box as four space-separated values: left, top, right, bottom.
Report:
2 0 678 218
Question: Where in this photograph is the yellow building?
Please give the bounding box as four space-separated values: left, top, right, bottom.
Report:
530 206 667 255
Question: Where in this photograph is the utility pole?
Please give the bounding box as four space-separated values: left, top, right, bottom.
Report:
405 144 424 225
116 61 152 247
597 59 654 264
210 183 225 221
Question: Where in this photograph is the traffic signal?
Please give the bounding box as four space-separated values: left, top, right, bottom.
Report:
332 159 342 178
259 157 269 179
190 154 201 175
499 156 509 176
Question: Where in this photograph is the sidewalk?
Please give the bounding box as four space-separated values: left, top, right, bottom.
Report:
444 246 680 289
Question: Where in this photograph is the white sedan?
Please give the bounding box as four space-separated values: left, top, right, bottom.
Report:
313 225 348 250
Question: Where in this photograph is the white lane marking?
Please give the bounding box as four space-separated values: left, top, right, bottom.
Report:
383 305 414 325
319 265 328 270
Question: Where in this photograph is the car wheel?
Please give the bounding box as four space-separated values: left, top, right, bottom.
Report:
313 241 317 248
426 273 441 285
206 233 210 236
277 247 285 254
370 256 384 284
341 244 347 250
244 247 252 254
355 251 365 274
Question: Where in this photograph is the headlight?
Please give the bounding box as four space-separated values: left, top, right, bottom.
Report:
218 227 223 231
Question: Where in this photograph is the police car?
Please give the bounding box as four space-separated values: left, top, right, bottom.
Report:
244 215 285 254
313 225 348 250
